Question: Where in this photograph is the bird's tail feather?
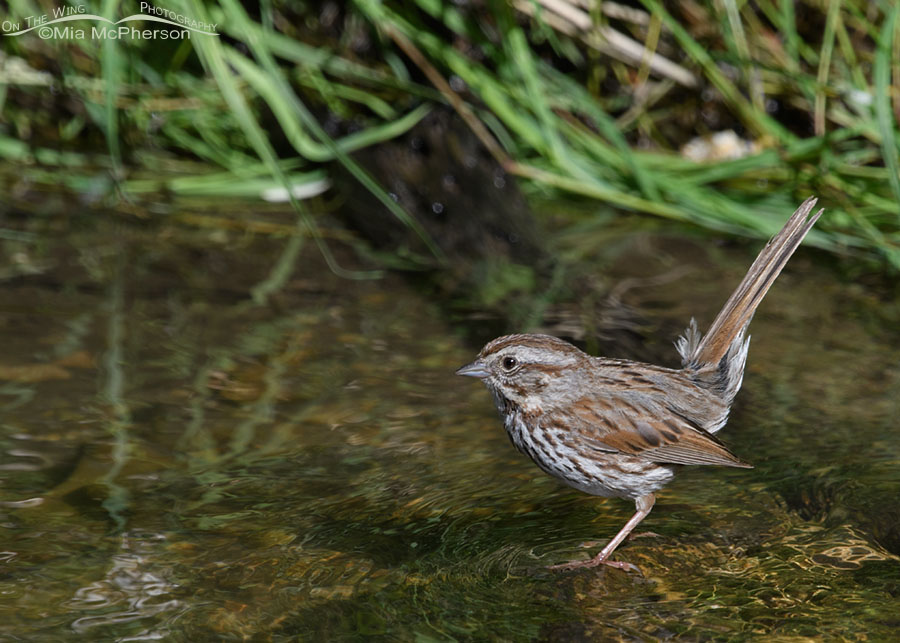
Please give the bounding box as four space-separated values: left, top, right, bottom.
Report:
679 197 822 377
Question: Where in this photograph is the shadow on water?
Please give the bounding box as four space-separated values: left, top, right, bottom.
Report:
0 195 898 640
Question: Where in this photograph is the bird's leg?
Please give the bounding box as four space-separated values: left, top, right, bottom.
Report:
548 493 655 572
578 530 660 548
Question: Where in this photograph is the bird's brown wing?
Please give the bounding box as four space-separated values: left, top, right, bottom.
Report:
565 395 752 468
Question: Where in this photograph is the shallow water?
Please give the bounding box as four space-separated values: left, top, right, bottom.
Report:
0 204 898 640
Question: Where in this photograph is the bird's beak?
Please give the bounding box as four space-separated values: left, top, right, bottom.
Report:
456 360 489 378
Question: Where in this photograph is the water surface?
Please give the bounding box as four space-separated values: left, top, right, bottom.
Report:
0 201 898 640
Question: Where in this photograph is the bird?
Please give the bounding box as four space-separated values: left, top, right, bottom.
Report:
456 197 823 571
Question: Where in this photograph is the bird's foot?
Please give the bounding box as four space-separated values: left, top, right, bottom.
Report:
547 554 641 573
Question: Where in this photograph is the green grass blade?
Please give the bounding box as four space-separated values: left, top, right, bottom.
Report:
639 0 795 144
182 0 382 279
873 4 900 216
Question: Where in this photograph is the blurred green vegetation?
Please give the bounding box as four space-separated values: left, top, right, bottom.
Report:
1 0 899 269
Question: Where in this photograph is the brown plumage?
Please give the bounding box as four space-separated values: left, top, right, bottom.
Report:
457 197 823 571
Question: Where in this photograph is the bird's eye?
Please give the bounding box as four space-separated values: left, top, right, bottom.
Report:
502 356 518 371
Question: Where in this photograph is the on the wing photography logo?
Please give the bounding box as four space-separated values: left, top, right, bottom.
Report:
2 3 218 40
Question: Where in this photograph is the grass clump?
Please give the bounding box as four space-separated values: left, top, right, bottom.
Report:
0 0 898 268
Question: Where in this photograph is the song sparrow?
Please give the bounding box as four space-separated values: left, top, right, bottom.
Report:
457 198 823 571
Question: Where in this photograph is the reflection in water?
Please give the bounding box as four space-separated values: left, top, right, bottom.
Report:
0 212 897 639
69 531 181 639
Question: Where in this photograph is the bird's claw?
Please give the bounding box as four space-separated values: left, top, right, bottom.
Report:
547 556 641 574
